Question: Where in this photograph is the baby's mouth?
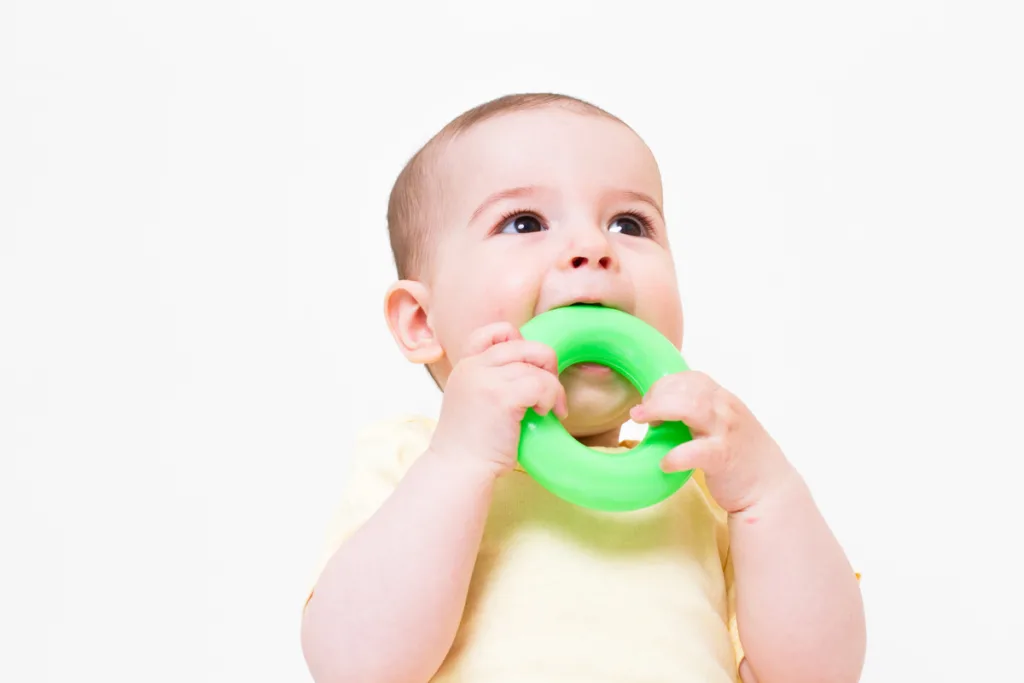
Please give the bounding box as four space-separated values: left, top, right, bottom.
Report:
569 362 613 375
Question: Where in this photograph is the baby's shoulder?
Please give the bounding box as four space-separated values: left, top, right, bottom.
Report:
354 413 436 442
349 413 437 475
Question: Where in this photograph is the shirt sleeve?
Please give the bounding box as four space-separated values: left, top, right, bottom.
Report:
724 549 744 672
303 415 435 610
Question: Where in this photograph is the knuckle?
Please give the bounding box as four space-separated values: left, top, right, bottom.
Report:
468 324 494 345
540 343 558 365
689 370 712 383
646 375 669 394
504 370 535 405
709 436 729 461
528 375 546 399
523 340 555 363
712 388 739 429
495 321 519 339
693 371 717 394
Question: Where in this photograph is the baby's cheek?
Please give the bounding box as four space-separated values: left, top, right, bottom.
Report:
641 288 684 347
489 294 541 332
493 268 542 316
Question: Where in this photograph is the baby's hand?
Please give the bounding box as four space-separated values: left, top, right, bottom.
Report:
630 371 794 513
428 322 568 478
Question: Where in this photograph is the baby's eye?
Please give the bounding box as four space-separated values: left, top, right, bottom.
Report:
608 215 647 237
499 214 547 234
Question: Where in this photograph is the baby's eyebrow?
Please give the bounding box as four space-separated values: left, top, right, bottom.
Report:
468 186 543 224
467 186 665 224
606 190 665 222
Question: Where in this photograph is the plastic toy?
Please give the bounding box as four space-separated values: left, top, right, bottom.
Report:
518 305 693 511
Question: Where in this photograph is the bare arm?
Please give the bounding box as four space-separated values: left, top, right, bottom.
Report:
300 323 567 683
632 372 866 683
731 468 865 683
301 449 496 683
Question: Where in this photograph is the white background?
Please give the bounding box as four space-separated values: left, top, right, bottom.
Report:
3 1 1022 681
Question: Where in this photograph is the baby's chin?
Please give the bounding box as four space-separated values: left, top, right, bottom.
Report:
558 364 641 442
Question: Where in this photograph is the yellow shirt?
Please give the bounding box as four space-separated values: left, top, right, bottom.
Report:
306 415 745 682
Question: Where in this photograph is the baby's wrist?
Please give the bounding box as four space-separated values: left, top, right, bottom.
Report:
730 460 805 520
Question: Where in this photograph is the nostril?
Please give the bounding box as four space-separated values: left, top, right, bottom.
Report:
571 256 587 268
598 256 611 268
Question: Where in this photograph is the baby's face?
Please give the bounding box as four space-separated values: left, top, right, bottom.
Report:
425 107 683 439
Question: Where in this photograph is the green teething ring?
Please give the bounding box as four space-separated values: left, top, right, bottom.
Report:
517 305 693 512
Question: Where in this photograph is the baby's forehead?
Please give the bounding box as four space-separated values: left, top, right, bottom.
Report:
432 108 663 215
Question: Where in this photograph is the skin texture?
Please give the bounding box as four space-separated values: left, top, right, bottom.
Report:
301 106 866 683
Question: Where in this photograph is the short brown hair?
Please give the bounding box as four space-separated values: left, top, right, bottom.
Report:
385 93 625 281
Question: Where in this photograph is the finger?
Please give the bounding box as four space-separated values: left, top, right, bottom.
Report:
480 339 558 375
555 381 568 419
508 366 564 417
660 437 720 473
630 371 719 435
528 371 561 417
531 375 559 417
464 321 523 357
546 373 569 419
628 406 662 428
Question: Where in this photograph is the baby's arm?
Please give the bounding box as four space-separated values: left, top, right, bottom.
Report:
729 469 865 683
301 449 496 683
631 372 866 683
302 323 566 683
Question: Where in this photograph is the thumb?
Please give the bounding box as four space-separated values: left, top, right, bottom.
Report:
465 321 522 356
629 404 662 428
660 437 717 474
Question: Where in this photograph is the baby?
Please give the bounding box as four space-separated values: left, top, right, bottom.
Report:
300 94 865 683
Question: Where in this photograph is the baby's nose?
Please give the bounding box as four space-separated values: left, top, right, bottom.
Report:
570 255 613 269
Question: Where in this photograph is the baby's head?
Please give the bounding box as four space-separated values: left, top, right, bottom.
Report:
384 94 683 441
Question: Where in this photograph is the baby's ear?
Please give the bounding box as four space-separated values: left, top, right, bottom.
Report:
384 280 444 365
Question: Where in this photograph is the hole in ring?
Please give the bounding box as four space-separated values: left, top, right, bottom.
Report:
556 362 647 451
